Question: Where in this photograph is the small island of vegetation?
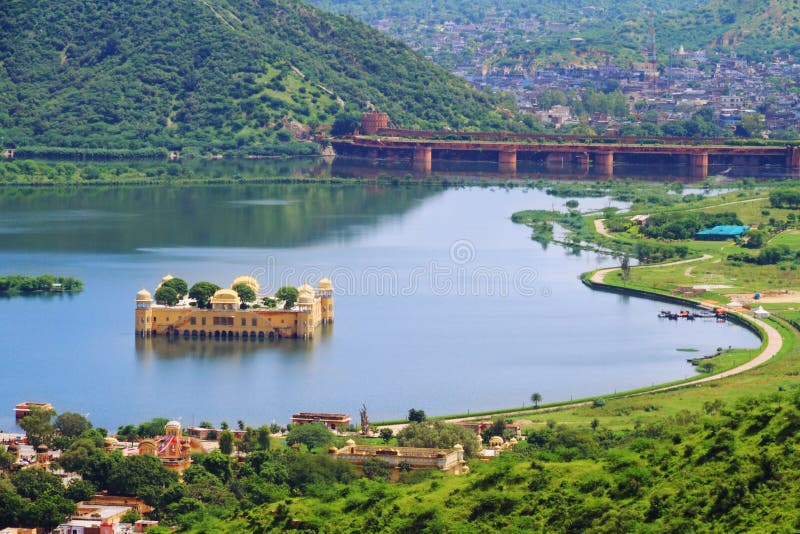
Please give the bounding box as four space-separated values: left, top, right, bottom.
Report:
0 274 83 295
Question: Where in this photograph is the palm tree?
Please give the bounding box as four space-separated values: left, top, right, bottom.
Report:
531 392 542 408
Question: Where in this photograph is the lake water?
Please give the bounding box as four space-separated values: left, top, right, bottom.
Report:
0 164 762 431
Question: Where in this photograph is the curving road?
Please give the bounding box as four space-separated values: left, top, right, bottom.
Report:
589 254 713 284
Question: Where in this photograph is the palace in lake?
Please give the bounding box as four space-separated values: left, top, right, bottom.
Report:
135 275 333 340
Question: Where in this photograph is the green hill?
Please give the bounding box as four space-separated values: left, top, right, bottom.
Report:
0 0 522 156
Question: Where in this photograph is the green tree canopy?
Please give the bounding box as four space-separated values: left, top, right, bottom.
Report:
331 111 361 136
107 454 178 503
396 421 477 457
233 283 257 304
285 423 335 450
155 285 179 305
189 282 221 309
19 406 56 448
55 412 92 438
162 277 188 297
218 430 234 455
275 286 299 309
407 408 427 423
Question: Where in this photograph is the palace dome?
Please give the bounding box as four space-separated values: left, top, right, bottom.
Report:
210 288 241 304
166 420 181 430
232 275 260 294
317 277 333 292
136 289 152 302
298 282 315 295
161 274 174 283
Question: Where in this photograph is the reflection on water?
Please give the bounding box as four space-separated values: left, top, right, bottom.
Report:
331 156 799 183
0 183 440 252
135 325 334 359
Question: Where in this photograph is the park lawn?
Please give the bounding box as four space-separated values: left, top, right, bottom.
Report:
617 253 800 298
769 229 800 248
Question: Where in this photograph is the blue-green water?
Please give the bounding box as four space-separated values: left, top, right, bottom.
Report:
0 179 760 431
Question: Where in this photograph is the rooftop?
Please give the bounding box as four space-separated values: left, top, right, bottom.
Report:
695 225 750 237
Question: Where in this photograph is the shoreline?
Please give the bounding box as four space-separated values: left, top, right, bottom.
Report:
375 257 782 427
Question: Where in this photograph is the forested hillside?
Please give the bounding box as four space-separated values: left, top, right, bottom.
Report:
0 0 523 156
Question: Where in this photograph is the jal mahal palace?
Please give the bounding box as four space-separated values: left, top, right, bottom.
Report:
135 275 334 340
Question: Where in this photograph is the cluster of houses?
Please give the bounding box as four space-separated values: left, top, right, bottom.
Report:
360 5 800 136
2 410 522 532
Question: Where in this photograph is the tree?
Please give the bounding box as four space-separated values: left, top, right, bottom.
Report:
19 493 76 532
59 438 115 486
19 406 56 448
65 478 96 502
481 417 508 444
189 281 220 309
330 111 361 136
0 483 24 527
744 229 767 249
275 286 299 309
218 430 234 455
396 421 476 457
285 423 335 450
11 467 64 500
162 277 188 297
379 428 393 444
233 283 256 305
531 392 542 408
256 425 271 450
621 254 631 280
735 113 766 138
121 509 142 524
137 418 169 438
408 408 427 423
55 412 92 438
0 447 16 472
154 285 179 306
362 457 392 480
107 454 178 503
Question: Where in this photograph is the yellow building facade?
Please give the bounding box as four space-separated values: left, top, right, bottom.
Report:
135 277 334 340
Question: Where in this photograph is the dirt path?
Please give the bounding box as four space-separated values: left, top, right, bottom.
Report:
589 254 713 284
687 196 766 211
594 218 613 238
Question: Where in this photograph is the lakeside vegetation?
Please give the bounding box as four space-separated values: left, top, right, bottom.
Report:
0 275 82 295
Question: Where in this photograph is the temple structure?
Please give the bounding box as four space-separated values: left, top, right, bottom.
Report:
136 420 192 472
135 276 333 340
330 440 469 477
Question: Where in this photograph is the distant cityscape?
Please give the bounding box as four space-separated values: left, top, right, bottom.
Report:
371 11 800 136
